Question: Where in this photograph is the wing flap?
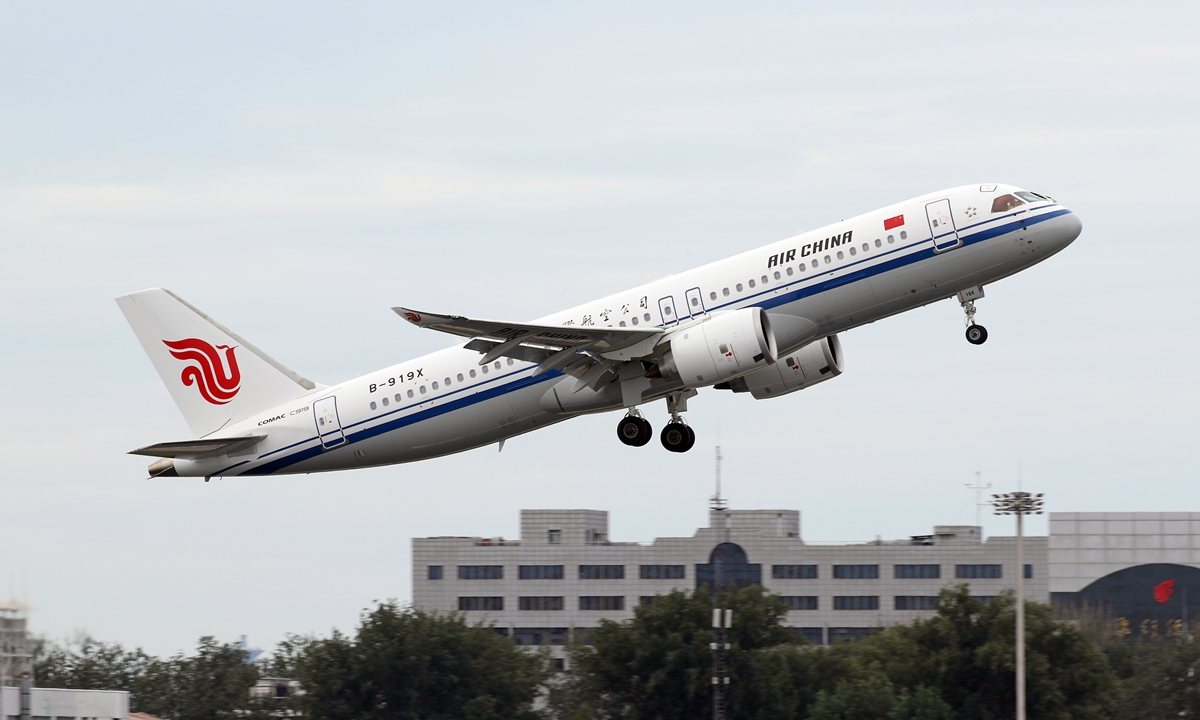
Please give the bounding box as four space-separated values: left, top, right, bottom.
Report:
130 435 265 459
393 308 664 367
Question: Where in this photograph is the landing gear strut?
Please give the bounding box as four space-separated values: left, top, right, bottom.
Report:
660 389 697 453
958 286 988 345
616 409 653 447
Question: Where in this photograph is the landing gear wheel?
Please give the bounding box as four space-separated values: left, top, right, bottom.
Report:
965 324 988 345
660 422 694 453
617 416 653 447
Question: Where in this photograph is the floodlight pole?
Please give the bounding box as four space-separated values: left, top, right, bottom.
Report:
992 491 1044 720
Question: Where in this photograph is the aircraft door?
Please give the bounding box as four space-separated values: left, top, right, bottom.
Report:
926 199 961 252
684 287 706 318
658 296 679 326
312 396 346 449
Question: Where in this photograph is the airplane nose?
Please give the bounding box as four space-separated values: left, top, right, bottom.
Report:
1058 210 1083 247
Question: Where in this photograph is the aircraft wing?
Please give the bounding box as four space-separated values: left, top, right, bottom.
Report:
130 435 265 459
393 306 667 376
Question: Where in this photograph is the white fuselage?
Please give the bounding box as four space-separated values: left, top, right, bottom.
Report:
175 184 1081 477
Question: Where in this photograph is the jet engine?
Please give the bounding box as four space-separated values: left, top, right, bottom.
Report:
654 307 778 386
717 334 843 399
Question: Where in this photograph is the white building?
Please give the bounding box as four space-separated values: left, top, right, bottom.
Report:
0 686 128 720
412 507 1046 653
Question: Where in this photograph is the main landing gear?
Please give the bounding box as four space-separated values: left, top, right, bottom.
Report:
616 410 653 447
615 390 697 453
958 286 988 345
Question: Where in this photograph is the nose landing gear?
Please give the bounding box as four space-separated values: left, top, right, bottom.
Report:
958 286 988 345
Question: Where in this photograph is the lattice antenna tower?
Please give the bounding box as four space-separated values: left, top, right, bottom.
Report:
965 470 991 530
711 445 726 512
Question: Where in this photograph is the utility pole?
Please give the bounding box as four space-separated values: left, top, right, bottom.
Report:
965 471 991 529
710 446 729 720
992 491 1044 720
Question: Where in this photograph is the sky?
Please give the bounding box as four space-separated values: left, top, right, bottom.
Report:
1 1 1198 658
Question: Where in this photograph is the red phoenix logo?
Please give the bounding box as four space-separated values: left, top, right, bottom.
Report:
1154 579 1176 604
163 338 242 405
404 312 421 323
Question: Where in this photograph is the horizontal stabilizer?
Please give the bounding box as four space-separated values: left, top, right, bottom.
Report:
130 436 265 459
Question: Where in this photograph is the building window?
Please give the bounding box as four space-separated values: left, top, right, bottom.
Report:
833 596 879 610
458 597 503 611
519 596 564 611
773 564 818 580
640 565 685 580
513 627 568 646
579 565 624 580
547 529 562 544
792 627 824 644
519 565 564 580
458 565 504 580
833 565 879 579
894 596 938 611
639 596 656 607
579 596 625 611
894 564 940 579
829 627 878 643
1025 564 1033 579
956 564 1002 579
492 627 509 637
780 596 818 610
974 596 997 605
427 565 443 580
554 658 565 672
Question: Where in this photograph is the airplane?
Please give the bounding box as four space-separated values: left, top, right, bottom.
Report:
117 183 1081 479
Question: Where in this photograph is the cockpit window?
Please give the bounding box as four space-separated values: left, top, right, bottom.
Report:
991 194 1025 213
1015 191 1047 203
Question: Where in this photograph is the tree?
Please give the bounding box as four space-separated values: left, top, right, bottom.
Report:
559 585 804 720
293 601 548 720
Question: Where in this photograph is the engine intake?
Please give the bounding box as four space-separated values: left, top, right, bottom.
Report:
718 334 843 399
654 307 778 386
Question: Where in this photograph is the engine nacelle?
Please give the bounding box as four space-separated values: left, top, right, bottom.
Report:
656 307 778 386
719 334 843 399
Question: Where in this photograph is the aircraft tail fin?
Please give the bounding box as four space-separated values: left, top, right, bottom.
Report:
116 288 321 437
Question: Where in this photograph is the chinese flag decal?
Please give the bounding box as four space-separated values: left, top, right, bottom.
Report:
884 214 905 230
1154 579 1176 604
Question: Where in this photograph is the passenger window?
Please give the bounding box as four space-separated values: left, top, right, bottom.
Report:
837 251 844 260
991 194 1025 213
382 397 389 406
887 235 894 244
619 320 626 327
748 279 756 288
444 377 451 386
370 401 377 410
849 247 856 256
406 389 414 398
507 358 514 365
643 313 651 321
457 373 464 382
824 255 831 263
709 291 716 300
469 369 476 378
875 239 882 247
690 297 699 307
723 287 730 297
761 275 769 284
394 393 401 402
786 267 793 276
631 316 639 325
799 263 806 271
736 283 743 292
862 243 869 252
773 271 781 280
432 381 439 390
900 231 908 239
482 365 489 374
494 361 501 369
420 386 427 394
811 259 819 267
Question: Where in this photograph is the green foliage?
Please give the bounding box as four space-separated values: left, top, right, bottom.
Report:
292 600 548 720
